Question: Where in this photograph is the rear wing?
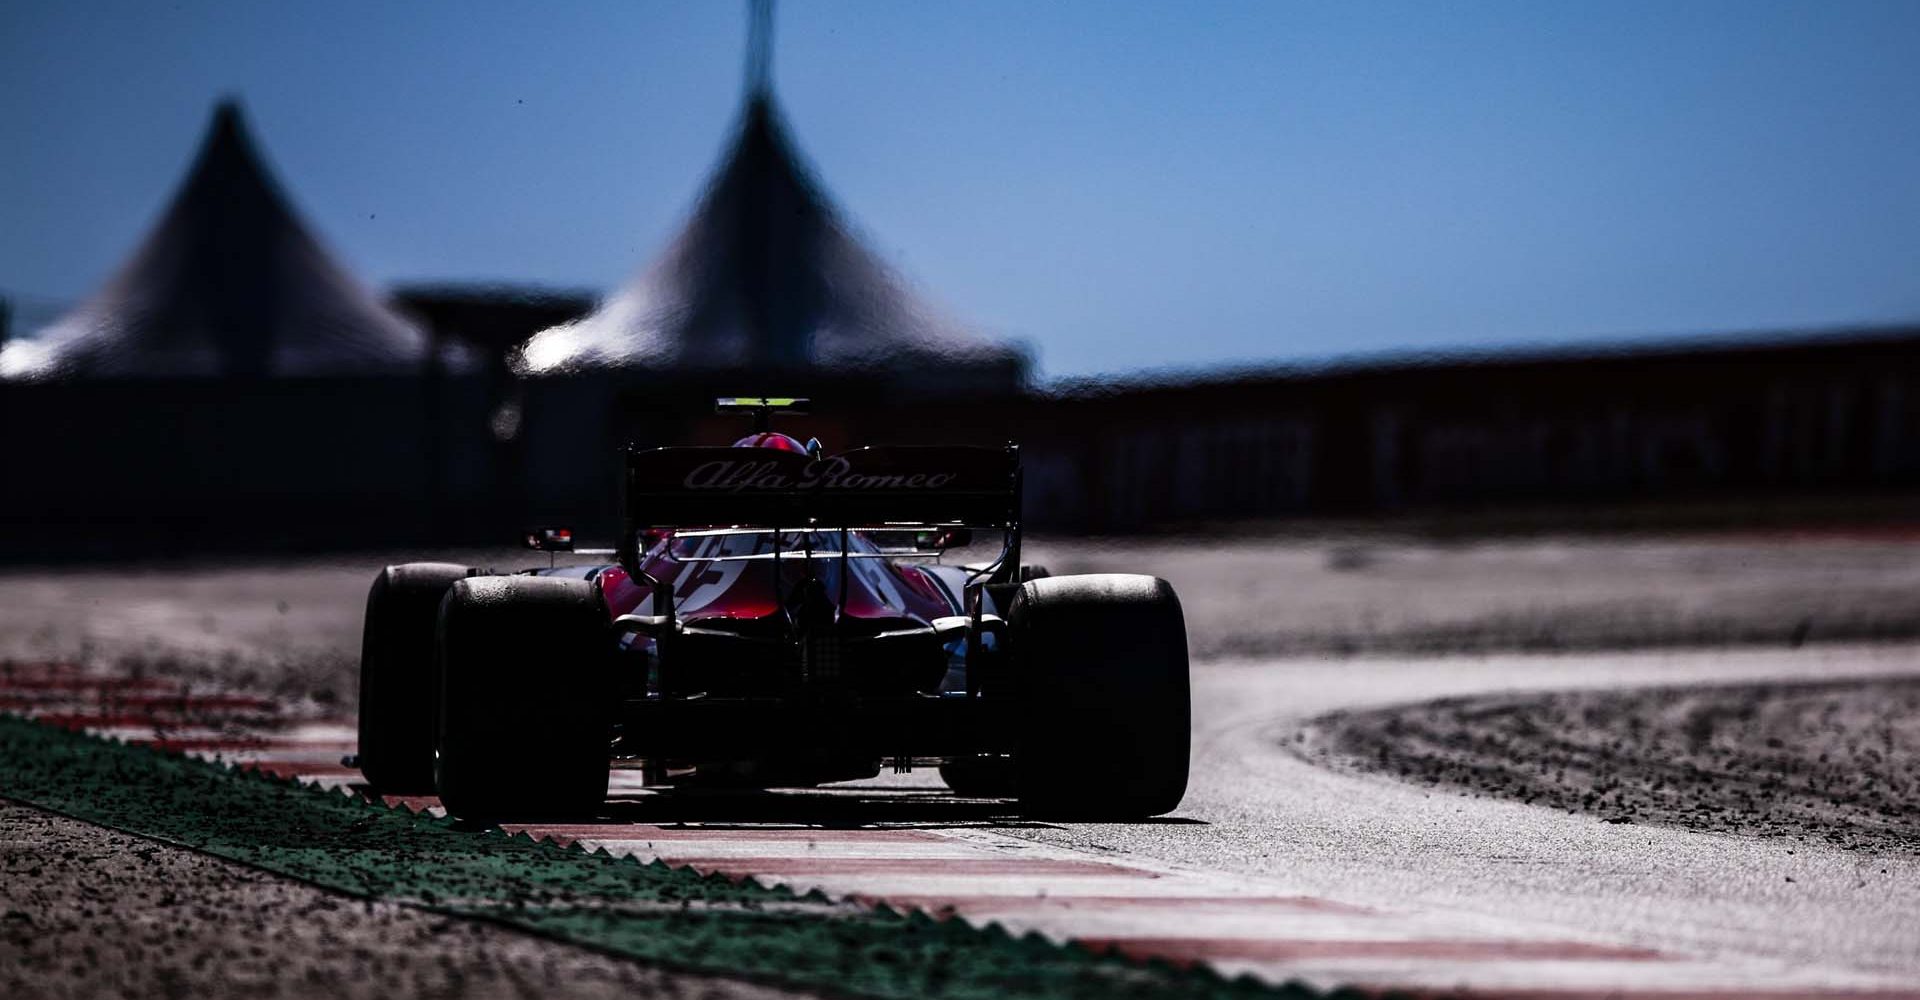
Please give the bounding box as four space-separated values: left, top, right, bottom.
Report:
624 445 1020 529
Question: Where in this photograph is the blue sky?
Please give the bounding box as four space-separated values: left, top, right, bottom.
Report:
4 1 1920 378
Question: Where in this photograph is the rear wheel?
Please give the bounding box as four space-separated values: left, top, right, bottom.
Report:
1009 574 1189 818
435 576 617 821
357 563 473 793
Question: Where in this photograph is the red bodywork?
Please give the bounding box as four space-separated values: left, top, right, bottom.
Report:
580 530 976 781
597 532 959 627
584 439 1019 779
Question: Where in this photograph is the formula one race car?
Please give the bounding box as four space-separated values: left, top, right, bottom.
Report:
357 398 1189 820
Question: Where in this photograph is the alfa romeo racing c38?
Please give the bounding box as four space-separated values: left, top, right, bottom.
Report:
356 399 1190 821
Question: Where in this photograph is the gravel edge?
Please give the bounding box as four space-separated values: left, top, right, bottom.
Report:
1296 675 1920 857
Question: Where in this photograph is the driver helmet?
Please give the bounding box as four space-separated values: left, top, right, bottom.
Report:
732 431 811 454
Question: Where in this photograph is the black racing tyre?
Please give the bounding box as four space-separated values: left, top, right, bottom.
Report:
1018 564 1052 583
939 754 1018 798
1009 574 1190 818
434 575 617 821
357 562 474 793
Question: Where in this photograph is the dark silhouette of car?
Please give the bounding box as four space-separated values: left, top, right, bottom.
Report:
358 399 1188 821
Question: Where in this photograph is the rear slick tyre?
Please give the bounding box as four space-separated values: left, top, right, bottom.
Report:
357 562 473 794
434 575 617 821
1009 574 1190 819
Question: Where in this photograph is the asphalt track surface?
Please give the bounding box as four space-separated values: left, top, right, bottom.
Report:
976 646 1920 993
10 646 1919 996
7 541 1920 995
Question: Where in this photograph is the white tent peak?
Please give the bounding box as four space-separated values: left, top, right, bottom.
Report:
3 99 427 380
517 90 1016 376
